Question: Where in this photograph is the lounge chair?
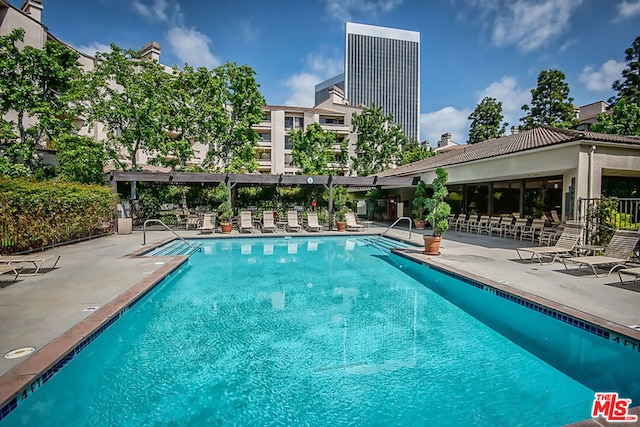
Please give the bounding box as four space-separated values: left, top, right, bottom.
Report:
286 210 302 232
562 229 640 277
515 221 583 264
0 264 22 282
262 211 277 233
452 213 469 231
239 211 256 233
306 212 324 232
345 212 365 231
0 254 61 275
618 267 640 284
197 213 216 234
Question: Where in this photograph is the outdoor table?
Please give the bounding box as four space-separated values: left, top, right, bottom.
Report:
573 244 605 256
360 221 373 229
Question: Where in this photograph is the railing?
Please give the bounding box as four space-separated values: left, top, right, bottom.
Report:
577 197 640 245
374 216 413 243
142 219 199 252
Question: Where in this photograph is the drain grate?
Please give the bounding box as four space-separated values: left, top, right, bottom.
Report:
4 347 35 359
83 306 99 312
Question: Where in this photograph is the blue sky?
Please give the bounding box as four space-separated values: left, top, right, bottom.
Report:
26 0 640 146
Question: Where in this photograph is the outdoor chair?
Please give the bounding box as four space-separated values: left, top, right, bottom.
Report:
286 210 303 232
239 211 256 233
469 215 489 234
186 214 199 230
262 211 278 233
551 210 562 225
0 254 61 275
562 229 640 277
306 212 324 232
480 216 501 236
197 213 216 234
503 218 529 239
0 264 22 282
460 214 480 233
618 267 640 284
519 218 545 242
515 221 583 264
345 212 365 231
452 213 469 231
538 223 563 246
447 214 457 229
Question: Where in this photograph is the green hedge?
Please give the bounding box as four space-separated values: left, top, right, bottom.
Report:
0 179 116 253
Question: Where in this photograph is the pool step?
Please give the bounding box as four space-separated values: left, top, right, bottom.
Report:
359 236 416 253
146 240 203 256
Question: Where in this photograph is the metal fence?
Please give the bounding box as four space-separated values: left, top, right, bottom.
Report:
577 197 640 245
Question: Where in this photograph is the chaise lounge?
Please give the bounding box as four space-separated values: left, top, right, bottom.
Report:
515 221 583 264
562 229 639 277
0 254 61 275
0 264 22 282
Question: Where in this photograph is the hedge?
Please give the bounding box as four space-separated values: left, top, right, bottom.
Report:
0 179 117 254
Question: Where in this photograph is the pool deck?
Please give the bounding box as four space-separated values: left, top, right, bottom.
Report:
1 225 640 425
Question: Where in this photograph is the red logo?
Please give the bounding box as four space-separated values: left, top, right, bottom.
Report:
592 392 638 422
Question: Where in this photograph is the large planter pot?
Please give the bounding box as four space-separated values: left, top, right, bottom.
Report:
423 235 442 255
414 219 425 230
336 221 347 232
220 223 232 234
117 218 132 235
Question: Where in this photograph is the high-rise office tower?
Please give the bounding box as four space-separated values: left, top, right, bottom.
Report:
315 22 420 141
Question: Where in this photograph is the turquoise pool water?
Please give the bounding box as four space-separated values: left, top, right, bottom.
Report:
2 236 636 426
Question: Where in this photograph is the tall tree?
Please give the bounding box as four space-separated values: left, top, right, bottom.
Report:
351 105 408 176
52 134 107 184
610 36 640 106
398 139 435 165
467 97 508 144
520 69 578 130
0 28 85 177
591 98 640 136
289 123 346 175
202 62 265 172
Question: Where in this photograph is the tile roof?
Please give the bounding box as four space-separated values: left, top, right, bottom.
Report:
379 126 640 177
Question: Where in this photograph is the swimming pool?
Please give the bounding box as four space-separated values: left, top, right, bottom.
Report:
1 236 639 425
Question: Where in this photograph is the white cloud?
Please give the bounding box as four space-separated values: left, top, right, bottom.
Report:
492 0 583 52
420 107 471 147
166 27 220 68
282 52 343 107
132 0 183 25
322 0 404 21
579 60 625 91
617 0 640 19
76 42 112 57
475 76 531 128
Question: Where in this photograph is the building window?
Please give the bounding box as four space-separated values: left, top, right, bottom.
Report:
284 154 293 168
285 135 294 150
258 132 271 142
285 116 303 129
263 112 271 122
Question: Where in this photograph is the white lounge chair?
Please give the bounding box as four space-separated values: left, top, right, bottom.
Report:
345 212 365 231
239 211 256 233
0 264 22 282
306 212 323 232
262 211 277 233
197 213 216 234
286 211 302 232
515 221 583 264
562 229 639 277
0 254 61 275
618 267 640 284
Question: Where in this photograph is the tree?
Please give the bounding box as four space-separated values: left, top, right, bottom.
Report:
520 69 578 130
52 134 107 184
0 28 85 177
591 98 640 136
611 36 640 106
398 139 435 165
468 97 508 144
289 123 346 175
202 62 265 172
351 105 408 176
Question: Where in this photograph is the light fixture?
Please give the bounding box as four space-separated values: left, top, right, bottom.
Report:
306 177 314 184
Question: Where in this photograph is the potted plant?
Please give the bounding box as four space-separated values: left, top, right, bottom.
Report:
412 179 428 229
333 185 348 231
423 167 451 255
335 206 347 231
214 183 234 234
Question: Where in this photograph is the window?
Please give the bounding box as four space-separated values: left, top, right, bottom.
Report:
258 132 271 142
285 116 303 129
285 135 294 150
263 112 271 122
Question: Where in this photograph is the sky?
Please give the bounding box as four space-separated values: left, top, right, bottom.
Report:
24 0 640 147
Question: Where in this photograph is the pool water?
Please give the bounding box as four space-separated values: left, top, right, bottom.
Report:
2 236 628 426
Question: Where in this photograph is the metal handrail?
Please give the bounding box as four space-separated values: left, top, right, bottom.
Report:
142 219 199 252
374 216 413 243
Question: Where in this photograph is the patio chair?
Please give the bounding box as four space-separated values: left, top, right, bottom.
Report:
551 210 562 225
0 264 22 282
197 213 216 234
452 213 469 231
562 229 640 277
503 218 529 239
262 211 277 233
239 211 256 233
480 216 501 236
470 215 490 234
460 214 480 233
186 214 199 230
520 218 545 242
286 210 303 232
306 212 324 232
345 212 365 231
0 253 61 275
538 223 563 246
515 221 583 264
618 267 640 284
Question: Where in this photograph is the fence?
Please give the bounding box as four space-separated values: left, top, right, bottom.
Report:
576 197 640 245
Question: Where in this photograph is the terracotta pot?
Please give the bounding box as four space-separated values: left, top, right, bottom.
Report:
220 223 232 234
414 219 425 230
336 221 347 232
423 235 442 255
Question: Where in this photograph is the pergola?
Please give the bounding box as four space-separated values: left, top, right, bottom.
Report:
108 170 419 226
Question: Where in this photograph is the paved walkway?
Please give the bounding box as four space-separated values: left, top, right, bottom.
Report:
1 225 639 410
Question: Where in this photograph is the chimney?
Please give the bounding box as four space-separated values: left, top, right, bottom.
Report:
438 132 452 148
140 41 161 61
511 126 520 135
21 0 43 22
